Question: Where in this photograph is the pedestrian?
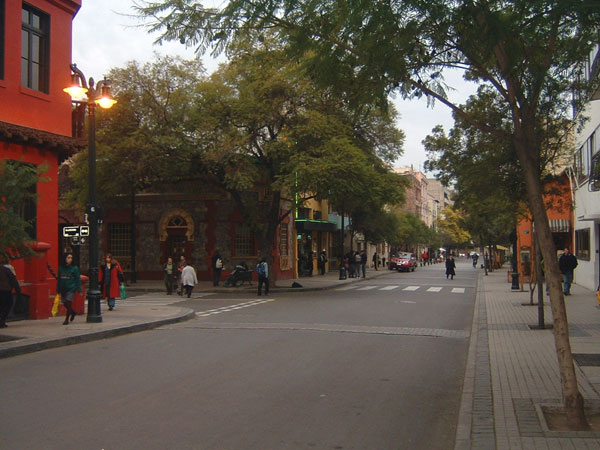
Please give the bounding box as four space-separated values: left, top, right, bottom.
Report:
472 252 478 268
0 254 20 328
360 250 367 278
257 257 269 296
372 251 378 271
445 255 456 280
558 247 578 296
354 251 361 278
212 250 223 286
181 261 198 298
382 252 387 269
99 253 124 311
421 251 428 266
318 249 327 275
57 253 82 325
164 257 176 294
176 255 186 296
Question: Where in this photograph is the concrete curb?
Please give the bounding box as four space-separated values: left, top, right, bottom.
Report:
454 271 482 450
0 307 196 359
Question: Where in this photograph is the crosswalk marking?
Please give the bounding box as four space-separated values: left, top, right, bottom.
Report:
336 284 470 293
403 286 420 291
196 299 275 317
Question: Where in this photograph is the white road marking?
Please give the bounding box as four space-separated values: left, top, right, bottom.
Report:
196 299 275 317
400 300 416 304
358 286 378 291
452 288 465 293
379 285 400 291
403 286 420 291
335 285 359 291
427 287 443 292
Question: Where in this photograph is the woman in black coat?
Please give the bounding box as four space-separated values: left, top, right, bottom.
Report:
445 256 456 280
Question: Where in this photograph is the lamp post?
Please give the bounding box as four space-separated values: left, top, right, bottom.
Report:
64 64 116 323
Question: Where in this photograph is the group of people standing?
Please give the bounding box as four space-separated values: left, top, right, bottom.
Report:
163 255 198 298
343 250 368 278
163 252 270 297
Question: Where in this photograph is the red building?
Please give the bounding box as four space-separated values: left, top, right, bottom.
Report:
516 173 574 282
0 0 81 318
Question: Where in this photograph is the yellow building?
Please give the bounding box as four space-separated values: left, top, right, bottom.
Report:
294 199 337 277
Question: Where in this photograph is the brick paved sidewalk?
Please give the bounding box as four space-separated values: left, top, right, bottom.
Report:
456 269 600 449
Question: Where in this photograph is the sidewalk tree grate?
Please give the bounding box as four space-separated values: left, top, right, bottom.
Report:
573 354 600 367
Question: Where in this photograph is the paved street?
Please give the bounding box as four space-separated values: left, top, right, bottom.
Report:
0 260 477 450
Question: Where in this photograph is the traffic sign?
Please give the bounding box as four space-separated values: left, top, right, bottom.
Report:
62 226 79 237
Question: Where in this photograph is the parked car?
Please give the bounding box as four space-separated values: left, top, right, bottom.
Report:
389 253 418 272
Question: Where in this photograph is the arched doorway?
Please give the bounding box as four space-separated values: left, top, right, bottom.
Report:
159 210 194 263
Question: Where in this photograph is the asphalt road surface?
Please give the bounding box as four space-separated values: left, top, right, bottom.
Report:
0 259 478 450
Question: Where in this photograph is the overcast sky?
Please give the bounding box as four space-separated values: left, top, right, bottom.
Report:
72 1 478 173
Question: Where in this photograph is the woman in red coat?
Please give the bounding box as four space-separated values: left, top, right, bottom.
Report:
99 253 123 311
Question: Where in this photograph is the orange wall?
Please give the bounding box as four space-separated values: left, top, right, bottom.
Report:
0 0 81 137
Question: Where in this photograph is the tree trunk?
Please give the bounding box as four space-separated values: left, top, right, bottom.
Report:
514 136 589 430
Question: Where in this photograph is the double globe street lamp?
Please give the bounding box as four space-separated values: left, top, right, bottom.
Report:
64 64 116 323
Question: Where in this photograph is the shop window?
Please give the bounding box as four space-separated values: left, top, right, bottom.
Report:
234 223 255 256
575 228 590 261
108 223 131 259
21 3 49 93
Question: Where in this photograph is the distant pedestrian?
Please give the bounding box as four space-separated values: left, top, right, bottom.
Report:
257 257 269 296
212 250 223 286
445 256 456 280
181 261 198 298
318 250 327 275
164 257 176 294
360 250 367 278
58 253 82 325
177 255 186 295
382 252 387 269
0 254 20 328
422 251 428 266
99 253 124 311
558 247 578 296
472 253 479 268
372 252 378 271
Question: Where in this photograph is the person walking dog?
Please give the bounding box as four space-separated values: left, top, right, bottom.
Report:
558 247 578 296
57 253 82 324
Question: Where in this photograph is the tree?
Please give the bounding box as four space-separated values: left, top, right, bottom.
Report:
0 160 44 259
66 55 205 208
436 207 471 250
187 39 405 280
135 0 600 426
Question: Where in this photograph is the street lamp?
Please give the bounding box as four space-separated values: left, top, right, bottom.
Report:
64 63 116 323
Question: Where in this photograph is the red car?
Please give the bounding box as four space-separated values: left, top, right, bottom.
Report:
389 253 418 272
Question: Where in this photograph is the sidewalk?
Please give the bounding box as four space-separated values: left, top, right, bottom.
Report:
0 268 388 359
126 268 390 295
456 269 600 449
